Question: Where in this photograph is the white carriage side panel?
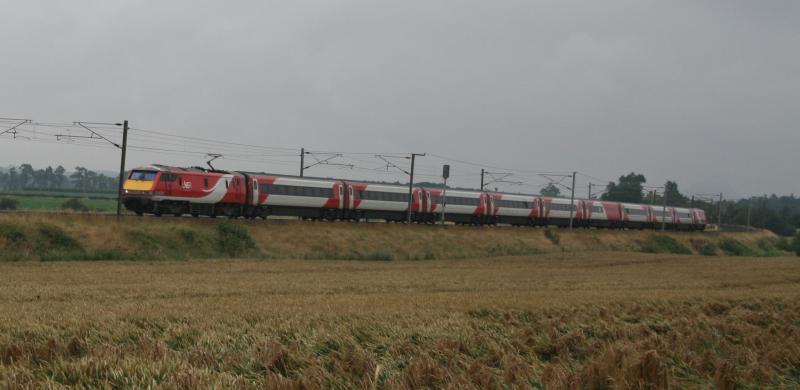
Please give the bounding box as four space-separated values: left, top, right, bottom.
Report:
259 177 336 208
621 203 648 223
441 190 481 216
674 208 693 225
586 201 608 221
355 184 410 212
652 207 674 224
545 198 577 219
495 194 535 217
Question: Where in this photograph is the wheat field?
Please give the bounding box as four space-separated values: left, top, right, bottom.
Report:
1 252 799 388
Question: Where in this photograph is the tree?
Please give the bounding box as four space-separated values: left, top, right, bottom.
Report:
663 180 688 206
601 173 647 203
7 167 19 190
18 164 34 188
70 166 88 191
54 166 66 188
44 166 54 188
86 170 98 191
540 183 561 197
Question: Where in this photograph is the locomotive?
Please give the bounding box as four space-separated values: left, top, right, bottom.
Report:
122 164 708 230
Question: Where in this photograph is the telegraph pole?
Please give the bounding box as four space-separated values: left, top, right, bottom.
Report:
406 153 425 223
300 148 304 177
480 169 485 190
746 198 752 230
116 120 129 218
588 183 592 199
441 165 449 225
661 183 668 232
718 192 723 230
568 171 576 229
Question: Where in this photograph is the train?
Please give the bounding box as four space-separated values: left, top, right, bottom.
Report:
122 164 708 230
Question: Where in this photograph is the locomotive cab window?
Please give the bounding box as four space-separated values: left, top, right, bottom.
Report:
129 171 157 181
160 173 178 182
204 178 209 188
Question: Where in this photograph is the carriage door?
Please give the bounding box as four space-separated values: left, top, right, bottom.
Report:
162 173 173 196
348 185 354 210
425 191 431 213
252 179 259 206
338 184 344 209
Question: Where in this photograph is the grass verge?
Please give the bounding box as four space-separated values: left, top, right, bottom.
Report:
0 213 791 261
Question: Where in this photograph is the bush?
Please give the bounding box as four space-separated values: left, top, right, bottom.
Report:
37 224 82 251
0 197 18 210
544 228 560 245
639 236 692 255
775 237 791 252
217 221 257 257
791 233 800 256
718 238 754 257
0 223 26 245
61 198 90 212
690 239 717 256
755 238 782 257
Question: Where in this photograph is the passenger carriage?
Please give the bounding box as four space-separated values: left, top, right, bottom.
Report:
577 200 624 228
491 193 538 226
539 197 579 227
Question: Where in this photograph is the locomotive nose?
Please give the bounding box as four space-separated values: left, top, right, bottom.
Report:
124 170 158 192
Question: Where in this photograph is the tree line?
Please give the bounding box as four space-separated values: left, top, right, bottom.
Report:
0 164 119 193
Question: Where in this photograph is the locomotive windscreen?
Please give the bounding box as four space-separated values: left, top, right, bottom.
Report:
129 171 157 181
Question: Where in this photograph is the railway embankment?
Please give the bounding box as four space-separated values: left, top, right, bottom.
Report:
0 213 790 261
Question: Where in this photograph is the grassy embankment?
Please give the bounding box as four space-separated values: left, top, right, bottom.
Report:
0 213 790 261
1 254 799 388
0 193 116 213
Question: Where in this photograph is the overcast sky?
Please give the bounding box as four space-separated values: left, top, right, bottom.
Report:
1 1 798 198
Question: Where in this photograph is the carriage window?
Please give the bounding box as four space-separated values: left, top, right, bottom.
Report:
445 196 480 206
361 190 409 202
549 203 577 211
259 184 333 197
625 208 647 216
496 199 529 209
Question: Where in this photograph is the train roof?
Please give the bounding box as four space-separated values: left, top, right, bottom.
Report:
131 164 233 174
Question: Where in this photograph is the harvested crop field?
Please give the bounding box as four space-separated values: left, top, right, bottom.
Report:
2 253 799 388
